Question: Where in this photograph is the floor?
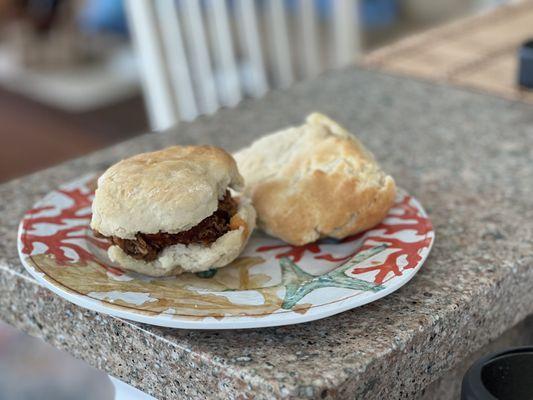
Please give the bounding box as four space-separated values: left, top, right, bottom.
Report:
0 321 153 399
0 87 148 183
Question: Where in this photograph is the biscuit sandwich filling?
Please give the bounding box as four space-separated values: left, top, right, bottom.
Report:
94 191 238 262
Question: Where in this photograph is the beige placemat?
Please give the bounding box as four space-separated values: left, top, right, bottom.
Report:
363 1 533 103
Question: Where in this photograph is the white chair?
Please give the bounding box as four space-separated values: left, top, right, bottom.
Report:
125 0 361 130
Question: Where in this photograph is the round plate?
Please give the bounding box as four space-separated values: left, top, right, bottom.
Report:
18 174 434 329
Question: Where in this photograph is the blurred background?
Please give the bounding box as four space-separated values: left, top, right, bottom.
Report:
0 0 527 398
0 320 153 399
0 0 509 183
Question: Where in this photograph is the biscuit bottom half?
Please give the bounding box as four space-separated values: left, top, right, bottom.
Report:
95 197 256 277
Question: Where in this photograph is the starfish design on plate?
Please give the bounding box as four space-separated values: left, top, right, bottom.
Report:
279 244 388 309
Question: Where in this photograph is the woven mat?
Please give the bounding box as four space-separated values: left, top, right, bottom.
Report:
363 1 533 103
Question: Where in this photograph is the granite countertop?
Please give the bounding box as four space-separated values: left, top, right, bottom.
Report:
1 67 532 399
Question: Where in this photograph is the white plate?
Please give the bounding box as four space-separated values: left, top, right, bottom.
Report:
18 174 434 329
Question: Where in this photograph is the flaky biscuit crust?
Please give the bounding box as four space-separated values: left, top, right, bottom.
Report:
234 113 396 245
91 145 244 239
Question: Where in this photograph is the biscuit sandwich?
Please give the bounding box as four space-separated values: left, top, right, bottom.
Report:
91 145 256 277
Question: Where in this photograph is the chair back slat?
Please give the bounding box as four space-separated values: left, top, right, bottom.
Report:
125 0 177 129
206 0 242 107
181 0 219 114
235 0 269 98
266 0 294 88
297 0 320 79
331 0 360 68
156 0 199 121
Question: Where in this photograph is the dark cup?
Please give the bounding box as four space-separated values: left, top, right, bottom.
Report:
518 40 533 89
461 346 533 400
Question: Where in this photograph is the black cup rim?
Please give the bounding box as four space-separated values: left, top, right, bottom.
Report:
461 346 533 400
522 39 533 51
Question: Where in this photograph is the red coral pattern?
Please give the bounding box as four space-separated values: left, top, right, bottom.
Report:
256 242 322 263
350 195 433 284
257 194 433 285
20 179 122 275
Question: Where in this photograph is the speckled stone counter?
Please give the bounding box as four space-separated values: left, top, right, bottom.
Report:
1 67 532 399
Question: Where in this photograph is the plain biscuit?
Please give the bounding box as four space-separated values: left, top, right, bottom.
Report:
234 113 396 245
